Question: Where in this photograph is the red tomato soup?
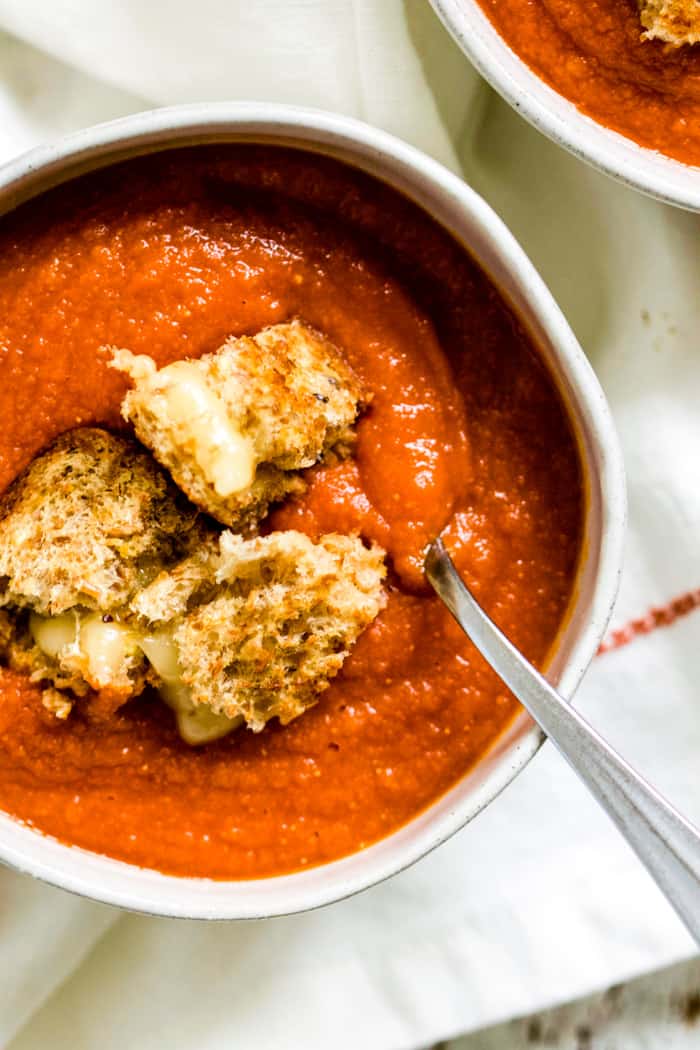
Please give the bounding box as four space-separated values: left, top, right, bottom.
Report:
0 147 582 878
477 0 700 166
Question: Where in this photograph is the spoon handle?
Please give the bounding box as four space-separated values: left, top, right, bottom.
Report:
426 539 700 945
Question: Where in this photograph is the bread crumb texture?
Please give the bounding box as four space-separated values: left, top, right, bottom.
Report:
136 530 387 732
639 0 700 44
0 427 206 616
110 319 367 530
0 428 208 713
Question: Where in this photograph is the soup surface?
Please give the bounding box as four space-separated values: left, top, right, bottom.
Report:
0 146 582 878
476 0 700 166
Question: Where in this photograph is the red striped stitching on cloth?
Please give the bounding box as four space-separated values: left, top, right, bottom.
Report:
598 588 700 655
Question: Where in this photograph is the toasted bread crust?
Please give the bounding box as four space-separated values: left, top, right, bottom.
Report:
136 530 387 732
0 428 207 616
110 320 367 530
639 0 700 44
0 428 211 712
129 539 221 624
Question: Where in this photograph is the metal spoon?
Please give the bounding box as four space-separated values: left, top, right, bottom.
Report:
425 537 700 945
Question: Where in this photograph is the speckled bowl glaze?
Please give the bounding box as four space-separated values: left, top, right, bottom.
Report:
431 0 700 212
0 103 625 918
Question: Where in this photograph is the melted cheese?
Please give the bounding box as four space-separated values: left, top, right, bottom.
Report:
79 615 140 687
139 629 181 682
31 612 240 744
29 611 78 658
157 360 256 497
30 610 139 689
140 629 241 745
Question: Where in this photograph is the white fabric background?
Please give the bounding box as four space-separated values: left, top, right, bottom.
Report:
0 3 698 1048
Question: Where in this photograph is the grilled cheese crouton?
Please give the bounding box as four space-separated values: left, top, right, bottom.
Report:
3 609 150 718
0 428 207 616
639 0 700 45
129 539 221 624
110 320 367 531
135 530 386 739
29 610 146 700
0 428 210 713
0 613 86 715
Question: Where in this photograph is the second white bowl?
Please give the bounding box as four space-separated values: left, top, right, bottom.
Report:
431 0 700 212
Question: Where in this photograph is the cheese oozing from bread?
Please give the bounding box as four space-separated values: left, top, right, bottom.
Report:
29 610 240 744
109 320 367 531
140 629 241 745
29 610 142 697
121 356 257 499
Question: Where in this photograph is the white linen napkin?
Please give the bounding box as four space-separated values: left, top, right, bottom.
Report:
0 4 698 1048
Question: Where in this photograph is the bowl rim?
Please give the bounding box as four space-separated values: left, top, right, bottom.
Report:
430 0 700 213
0 101 626 918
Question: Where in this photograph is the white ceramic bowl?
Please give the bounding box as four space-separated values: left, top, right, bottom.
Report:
0 103 625 918
431 0 700 212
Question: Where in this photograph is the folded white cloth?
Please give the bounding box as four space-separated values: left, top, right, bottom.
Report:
0 4 698 1048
